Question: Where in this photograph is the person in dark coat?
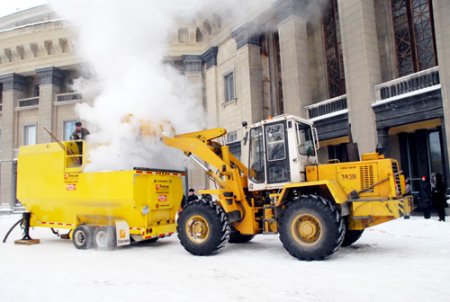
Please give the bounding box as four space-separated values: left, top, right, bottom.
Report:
70 121 90 140
180 188 198 209
432 173 447 222
419 175 432 219
70 121 90 165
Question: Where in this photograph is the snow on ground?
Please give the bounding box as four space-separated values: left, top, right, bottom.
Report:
0 214 449 302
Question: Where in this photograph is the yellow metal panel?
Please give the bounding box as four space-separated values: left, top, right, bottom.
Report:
277 179 349 206
17 142 184 241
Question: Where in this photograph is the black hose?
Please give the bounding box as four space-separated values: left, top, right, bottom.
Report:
2 218 23 243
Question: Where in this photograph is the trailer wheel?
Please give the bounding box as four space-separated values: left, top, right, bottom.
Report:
228 228 255 243
279 195 345 260
93 227 116 250
177 199 230 256
72 225 94 250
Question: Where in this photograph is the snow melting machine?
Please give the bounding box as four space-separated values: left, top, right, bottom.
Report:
16 141 185 249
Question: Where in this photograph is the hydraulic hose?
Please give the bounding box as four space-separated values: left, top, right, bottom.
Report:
2 218 23 243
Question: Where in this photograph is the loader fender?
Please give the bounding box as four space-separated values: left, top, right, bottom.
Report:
276 180 349 207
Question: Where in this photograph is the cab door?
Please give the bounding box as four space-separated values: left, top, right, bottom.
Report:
265 122 290 185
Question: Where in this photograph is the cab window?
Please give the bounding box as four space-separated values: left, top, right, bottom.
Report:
266 123 286 161
249 126 265 183
296 123 316 157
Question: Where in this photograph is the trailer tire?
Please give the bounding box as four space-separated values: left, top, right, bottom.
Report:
73 225 94 250
279 195 345 260
228 228 255 243
93 226 116 250
177 199 230 256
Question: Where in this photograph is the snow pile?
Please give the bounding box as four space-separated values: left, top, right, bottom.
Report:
1 215 449 301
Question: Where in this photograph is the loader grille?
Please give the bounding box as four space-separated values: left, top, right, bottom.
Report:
391 161 402 196
360 165 374 192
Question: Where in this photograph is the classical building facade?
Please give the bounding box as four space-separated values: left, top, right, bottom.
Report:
1 0 449 209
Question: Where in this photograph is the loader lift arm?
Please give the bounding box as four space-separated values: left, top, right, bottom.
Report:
162 128 258 233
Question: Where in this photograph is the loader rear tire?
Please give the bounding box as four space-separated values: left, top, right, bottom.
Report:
279 195 345 261
228 228 255 243
73 225 94 250
177 199 230 256
341 229 364 247
93 226 116 250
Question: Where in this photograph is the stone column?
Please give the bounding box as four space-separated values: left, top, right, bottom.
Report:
433 0 450 182
338 0 382 155
182 55 203 102
36 67 63 143
232 24 264 123
277 1 312 118
181 55 208 191
0 74 26 207
202 47 219 128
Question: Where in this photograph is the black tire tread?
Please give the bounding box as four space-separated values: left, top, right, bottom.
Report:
341 229 364 247
279 195 345 261
177 199 230 256
228 228 255 243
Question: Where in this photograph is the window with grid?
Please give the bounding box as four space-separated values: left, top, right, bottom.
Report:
322 0 345 98
224 72 235 102
391 0 437 76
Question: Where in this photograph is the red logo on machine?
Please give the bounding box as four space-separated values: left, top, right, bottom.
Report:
158 195 167 202
66 184 76 191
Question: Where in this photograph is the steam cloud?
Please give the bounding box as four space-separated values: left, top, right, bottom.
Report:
50 0 275 171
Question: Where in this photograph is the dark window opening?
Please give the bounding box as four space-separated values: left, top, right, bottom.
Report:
260 32 284 116
328 143 349 163
323 0 346 98
391 0 437 77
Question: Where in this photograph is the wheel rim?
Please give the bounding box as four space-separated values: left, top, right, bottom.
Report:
95 230 107 248
74 230 86 246
291 213 322 245
186 215 210 244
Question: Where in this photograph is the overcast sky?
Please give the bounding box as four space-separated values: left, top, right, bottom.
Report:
0 0 48 18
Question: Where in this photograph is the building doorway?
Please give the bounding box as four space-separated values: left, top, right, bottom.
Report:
399 127 447 194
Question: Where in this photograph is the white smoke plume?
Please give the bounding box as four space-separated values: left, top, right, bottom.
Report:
50 0 275 171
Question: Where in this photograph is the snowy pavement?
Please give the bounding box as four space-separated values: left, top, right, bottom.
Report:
1 214 449 302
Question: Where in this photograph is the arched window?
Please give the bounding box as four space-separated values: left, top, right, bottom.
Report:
391 0 437 76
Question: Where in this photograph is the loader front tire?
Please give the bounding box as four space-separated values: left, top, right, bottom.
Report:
228 228 255 243
73 225 94 250
279 195 345 260
177 199 230 256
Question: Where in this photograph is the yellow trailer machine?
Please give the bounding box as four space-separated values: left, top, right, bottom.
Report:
16 141 185 249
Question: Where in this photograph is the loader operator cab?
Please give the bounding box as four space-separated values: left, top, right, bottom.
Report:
246 115 319 191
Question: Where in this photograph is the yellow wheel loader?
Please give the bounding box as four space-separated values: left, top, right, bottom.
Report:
163 114 413 260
